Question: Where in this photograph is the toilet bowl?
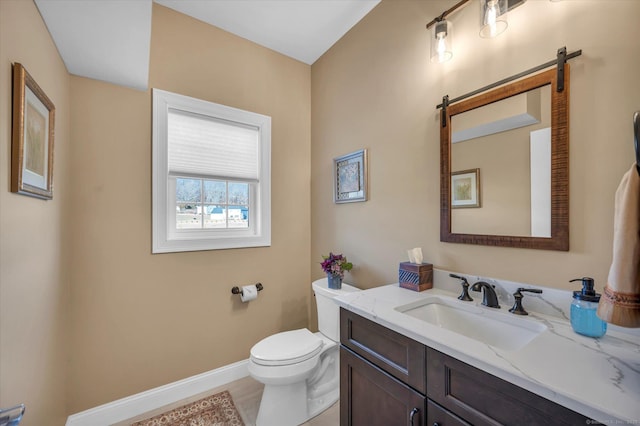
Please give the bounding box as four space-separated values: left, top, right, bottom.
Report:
248 278 360 426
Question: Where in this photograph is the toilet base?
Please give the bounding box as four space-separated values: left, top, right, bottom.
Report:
251 335 339 426
306 344 339 419
256 380 308 426
307 387 339 421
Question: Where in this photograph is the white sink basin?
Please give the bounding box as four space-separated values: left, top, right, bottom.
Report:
395 297 547 351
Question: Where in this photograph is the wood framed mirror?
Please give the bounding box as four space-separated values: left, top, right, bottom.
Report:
440 65 569 251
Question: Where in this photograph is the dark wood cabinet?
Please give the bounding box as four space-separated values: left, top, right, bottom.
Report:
427 347 589 426
340 308 593 426
427 400 471 426
340 347 425 426
340 307 426 394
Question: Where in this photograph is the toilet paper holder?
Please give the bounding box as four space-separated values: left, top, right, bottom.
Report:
231 283 264 296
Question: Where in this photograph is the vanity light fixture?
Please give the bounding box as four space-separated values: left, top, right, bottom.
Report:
426 0 526 63
426 0 470 64
480 0 508 38
430 18 453 63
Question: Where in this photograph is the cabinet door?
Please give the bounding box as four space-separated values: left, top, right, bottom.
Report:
341 347 426 426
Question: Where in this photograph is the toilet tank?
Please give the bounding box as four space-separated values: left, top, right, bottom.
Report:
312 278 360 341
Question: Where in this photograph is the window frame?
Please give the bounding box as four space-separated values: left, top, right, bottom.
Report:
152 89 271 253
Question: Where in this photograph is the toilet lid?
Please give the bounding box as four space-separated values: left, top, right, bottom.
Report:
250 329 323 366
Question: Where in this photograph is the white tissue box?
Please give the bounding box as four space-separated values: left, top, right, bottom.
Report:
399 262 433 292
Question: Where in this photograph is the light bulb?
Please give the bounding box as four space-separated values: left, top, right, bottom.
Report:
480 0 508 38
487 1 498 36
437 35 447 62
430 20 453 63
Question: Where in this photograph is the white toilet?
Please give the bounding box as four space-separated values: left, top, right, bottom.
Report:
248 278 360 426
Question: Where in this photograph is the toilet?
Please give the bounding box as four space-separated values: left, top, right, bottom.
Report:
248 277 360 426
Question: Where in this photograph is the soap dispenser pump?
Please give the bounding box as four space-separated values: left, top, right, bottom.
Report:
569 277 607 338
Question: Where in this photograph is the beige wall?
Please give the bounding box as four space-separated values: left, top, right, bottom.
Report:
1 1 311 420
3 0 639 423
0 1 71 425
66 4 311 412
311 0 640 293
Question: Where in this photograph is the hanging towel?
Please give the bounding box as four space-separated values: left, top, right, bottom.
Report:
597 163 640 327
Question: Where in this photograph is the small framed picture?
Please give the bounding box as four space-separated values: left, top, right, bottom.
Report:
451 168 480 208
334 149 367 203
11 63 55 200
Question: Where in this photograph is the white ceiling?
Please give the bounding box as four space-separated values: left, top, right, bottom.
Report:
34 0 380 91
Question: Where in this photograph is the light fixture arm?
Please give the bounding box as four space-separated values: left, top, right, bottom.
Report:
426 0 471 30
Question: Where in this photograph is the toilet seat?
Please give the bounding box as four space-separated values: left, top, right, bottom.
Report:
250 329 323 366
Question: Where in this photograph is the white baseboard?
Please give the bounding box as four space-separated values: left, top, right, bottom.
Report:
66 359 249 426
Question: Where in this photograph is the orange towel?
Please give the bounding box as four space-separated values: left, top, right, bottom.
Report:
597 163 640 327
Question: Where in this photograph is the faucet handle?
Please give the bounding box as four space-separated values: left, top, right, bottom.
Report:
450 274 473 301
509 287 543 315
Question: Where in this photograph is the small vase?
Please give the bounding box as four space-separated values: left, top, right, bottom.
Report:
327 273 342 289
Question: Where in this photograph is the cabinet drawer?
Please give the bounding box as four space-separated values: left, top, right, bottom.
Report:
340 308 426 394
341 347 426 426
427 399 471 426
427 348 590 425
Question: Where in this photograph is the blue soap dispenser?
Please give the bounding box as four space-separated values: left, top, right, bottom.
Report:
570 277 607 338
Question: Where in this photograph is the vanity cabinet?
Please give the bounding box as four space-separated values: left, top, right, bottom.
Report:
340 305 426 393
427 347 589 425
340 308 591 426
340 348 426 425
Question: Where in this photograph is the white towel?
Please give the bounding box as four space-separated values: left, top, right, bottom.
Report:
597 163 640 327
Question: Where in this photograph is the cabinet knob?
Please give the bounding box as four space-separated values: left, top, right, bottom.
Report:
409 407 419 425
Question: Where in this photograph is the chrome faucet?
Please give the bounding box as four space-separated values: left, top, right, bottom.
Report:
470 281 500 308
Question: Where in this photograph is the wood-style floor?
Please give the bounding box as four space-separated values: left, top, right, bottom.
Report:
120 376 339 425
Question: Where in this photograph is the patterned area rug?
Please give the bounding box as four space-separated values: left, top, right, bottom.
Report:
131 390 244 426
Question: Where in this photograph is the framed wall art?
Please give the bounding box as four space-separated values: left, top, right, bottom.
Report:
11 62 55 200
334 149 367 203
451 168 480 208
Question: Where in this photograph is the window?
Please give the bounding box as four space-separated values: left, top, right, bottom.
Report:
152 89 271 253
174 179 249 230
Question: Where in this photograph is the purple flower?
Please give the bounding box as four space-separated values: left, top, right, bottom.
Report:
320 252 353 278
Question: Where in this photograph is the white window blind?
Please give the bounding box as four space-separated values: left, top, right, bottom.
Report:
152 88 271 253
167 108 259 181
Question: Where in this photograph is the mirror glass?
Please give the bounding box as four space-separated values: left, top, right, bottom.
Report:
440 67 569 250
451 85 551 237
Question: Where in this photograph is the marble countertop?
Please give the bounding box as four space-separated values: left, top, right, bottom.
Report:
334 270 640 424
